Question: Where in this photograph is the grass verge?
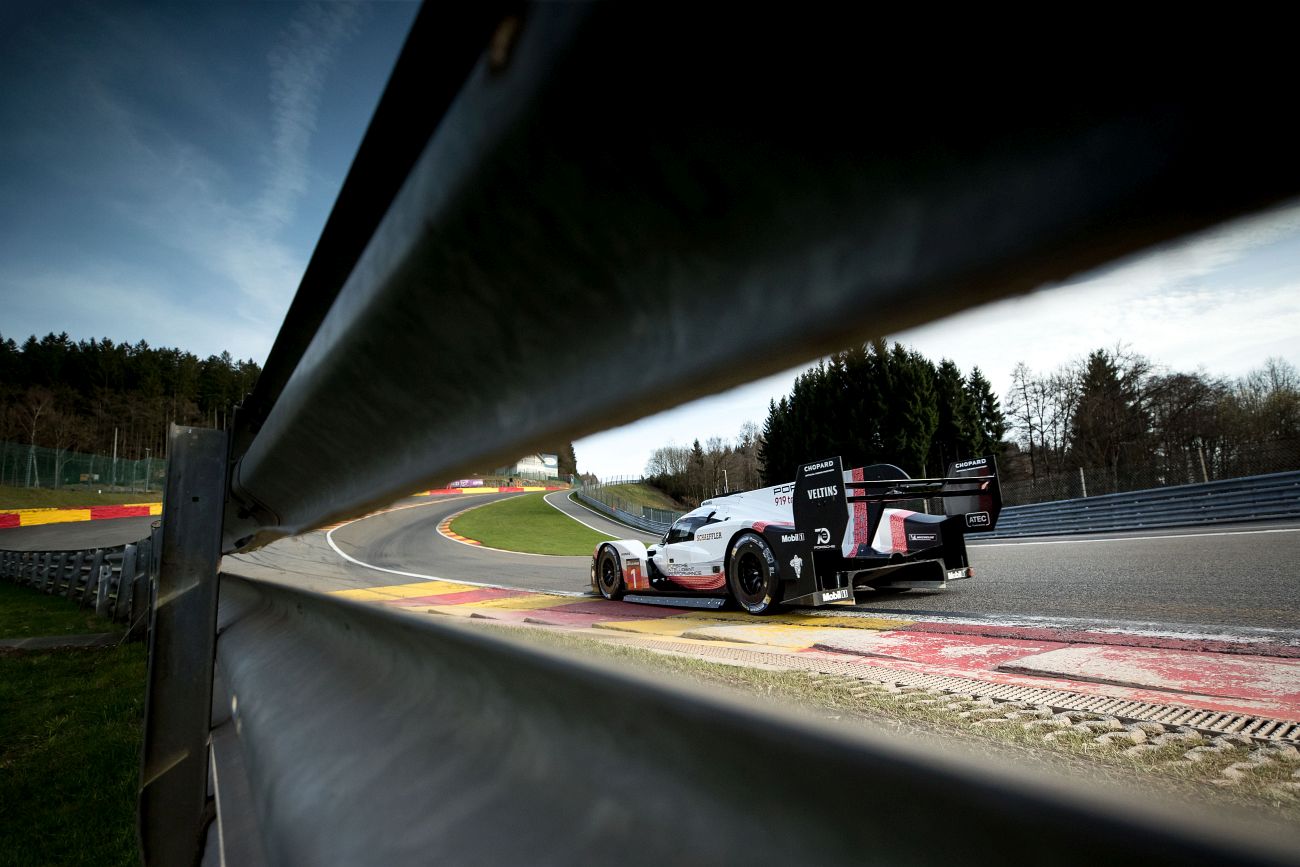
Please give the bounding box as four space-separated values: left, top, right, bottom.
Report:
451 492 614 555
0 581 119 638
1 582 145 866
0 485 162 510
477 620 1300 829
0 644 146 867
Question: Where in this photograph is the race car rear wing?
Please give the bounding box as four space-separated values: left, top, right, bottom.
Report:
790 455 1001 544
842 455 1002 533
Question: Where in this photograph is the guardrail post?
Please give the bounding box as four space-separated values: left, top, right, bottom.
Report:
95 557 115 619
80 548 103 606
117 544 138 624
139 425 227 866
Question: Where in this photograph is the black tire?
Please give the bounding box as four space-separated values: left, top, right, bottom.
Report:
595 546 625 600
727 532 783 615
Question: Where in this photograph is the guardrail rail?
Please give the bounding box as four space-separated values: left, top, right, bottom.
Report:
985 470 1300 538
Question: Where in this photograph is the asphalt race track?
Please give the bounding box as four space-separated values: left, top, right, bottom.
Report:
0 515 157 551
235 490 1300 634
8 492 1299 634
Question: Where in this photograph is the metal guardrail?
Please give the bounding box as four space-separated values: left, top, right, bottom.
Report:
130 4 1300 866
0 525 159 637
573 487 673 535
984 471 1300 538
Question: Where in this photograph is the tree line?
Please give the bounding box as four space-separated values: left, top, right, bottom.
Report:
641 340 1006 506
0 332 261 464
644 423 763 506
1006 348 1300 492
759 339 1005 485
639 338 1299 507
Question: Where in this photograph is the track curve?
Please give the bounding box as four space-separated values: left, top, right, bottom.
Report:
0 515 157 550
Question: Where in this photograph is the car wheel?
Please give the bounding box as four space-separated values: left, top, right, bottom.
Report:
596 546 625 600
727 532 782 615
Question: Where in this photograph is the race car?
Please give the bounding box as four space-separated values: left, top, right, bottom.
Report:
591 455 1001 614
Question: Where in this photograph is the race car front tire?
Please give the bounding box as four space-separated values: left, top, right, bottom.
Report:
727 532 783 615
595 546 625 600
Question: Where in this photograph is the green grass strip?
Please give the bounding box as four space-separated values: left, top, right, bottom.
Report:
0 485 162 510
0 582 120 640
450 492 615 555
0 643 146 867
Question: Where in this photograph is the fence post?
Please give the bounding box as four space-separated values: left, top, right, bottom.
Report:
116 544 138 624
139 425 227 866
45 552 66 593
95 558 115 619
127 535 153 642
63 550 84 596
1079 466 1087 498
79 549 104 605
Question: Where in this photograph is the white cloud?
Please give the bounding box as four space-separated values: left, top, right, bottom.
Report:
258 2 362 230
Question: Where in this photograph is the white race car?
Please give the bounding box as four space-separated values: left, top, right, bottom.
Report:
592 455 1000 614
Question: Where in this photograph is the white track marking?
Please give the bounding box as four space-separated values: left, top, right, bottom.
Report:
971 526 1300 548
543 490 620 537
324 502 589 594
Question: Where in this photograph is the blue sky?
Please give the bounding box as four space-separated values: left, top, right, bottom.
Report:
1 3 1297 480
0 1 418 361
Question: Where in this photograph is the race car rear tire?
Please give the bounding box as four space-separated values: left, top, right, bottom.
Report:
727 532 783 615
596 546 625 600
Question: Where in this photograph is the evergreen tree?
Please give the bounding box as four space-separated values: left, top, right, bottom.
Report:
966 366 1006 456
930 359 980 471
1068 349 1147 474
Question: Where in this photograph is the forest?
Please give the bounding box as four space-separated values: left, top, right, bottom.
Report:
0 331 260 464
1000 348 1300 501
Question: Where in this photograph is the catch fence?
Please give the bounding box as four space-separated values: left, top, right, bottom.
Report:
1001 438 1299 506
573 476 685 533
0 439 166 493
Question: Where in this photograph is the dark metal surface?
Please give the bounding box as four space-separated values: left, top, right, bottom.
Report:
139 426 228 867
226 6 1300 548
213 574 1293 866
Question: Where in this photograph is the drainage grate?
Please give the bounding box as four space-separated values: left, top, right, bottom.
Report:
626 636 1300 743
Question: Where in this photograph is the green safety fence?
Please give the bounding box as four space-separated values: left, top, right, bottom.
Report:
0 439 167 492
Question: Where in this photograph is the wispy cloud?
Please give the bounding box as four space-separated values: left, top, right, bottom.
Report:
892 199 1300 390
258 2 363 230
